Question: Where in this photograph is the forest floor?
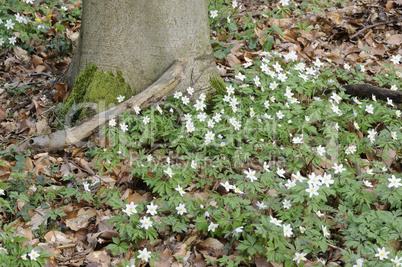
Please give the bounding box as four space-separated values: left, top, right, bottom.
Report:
0 0 401 266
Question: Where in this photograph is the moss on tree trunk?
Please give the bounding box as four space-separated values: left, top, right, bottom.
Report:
63 65 132 120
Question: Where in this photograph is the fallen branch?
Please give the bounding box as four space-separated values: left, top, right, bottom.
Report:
10 60 187 153
349 19 400 39
342 84 402 104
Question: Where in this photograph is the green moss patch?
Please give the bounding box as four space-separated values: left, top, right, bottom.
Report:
63 65 133 120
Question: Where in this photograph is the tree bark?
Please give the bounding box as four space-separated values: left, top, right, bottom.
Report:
65 0 219 97
10 60 186 154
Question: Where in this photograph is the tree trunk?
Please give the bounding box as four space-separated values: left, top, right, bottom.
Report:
65 0 219 97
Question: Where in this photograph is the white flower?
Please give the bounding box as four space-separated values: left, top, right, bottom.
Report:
390 54 401 64
187 86 194 95
181 95 190 105
235 72 246 81
292 136 303 144
387 97 394 107
299 226 306 233
109 119 116 127
388 175 401 188
284 179 296 189
220 181 231 192
396 110 401 118
140 217 153 230
21 254 27 260
276 168 285 178
305 185 319 198
308 173 322 186
234 226 244 234
270 81 278 90
120 123 128 132
175 185 185 196
375 247 390 260
0 246 8 254
283 199 291 209
353 258 364 267
279 0 290 6
353 121 360 130
117 95 125 102
28 249 39 261
292 171 305 182
391 131 397 140
191 160 197 169
0 189 4 196
365 104 374 114
83 182 91 192
232 0 238 8
234 186 244 194
143 116 150 125
390 85 398 91
164 167 174 178
176 203 187 215
174 91 182 99
244 168 257 182
316 145 326 156
253 76 261 87
146 202 158 216
330 92 342 104
61 5 68 11
5 19 14 30
333 163 346 174
363 180 373 187
321 173 334 187
208 222 219 232
293 252 307 264
133 105 141 114
197 112 207 122
391 256 402 266
226 84 235 95
322 225 330 237
270 216 282 226
316 210 324 217
8 36 17 45
137 248 151 262
194 100 206 111
123 202 137 216
283 224 293 237
256 201 267 210
263 162 270 172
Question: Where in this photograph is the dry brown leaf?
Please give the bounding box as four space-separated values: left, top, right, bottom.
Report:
26 206 51 230
32 55 44 68
386 34 402 45
198 238 224 251
173 243 187 259
0 106 6 121
327 10 343 25
267 18 293 28
74 157 95 175
44 230 76 244
86 250 111 263
34 65 47 73
154 248 173 267
36 118 50 134
65 208 97 231
225 53 241 68
193 253 207 267
0 160 11 181
13 46 29 61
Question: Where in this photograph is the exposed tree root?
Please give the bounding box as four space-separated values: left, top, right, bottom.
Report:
342 84 402 104
9 60 186 154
